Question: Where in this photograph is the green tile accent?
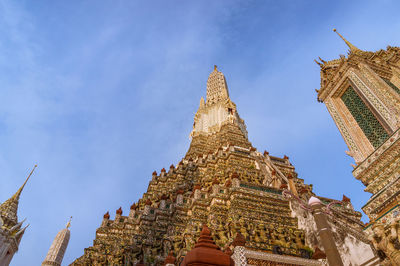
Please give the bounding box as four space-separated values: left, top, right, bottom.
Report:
341 86 389 148
382 77 400 95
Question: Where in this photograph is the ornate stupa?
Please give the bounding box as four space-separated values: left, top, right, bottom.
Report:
0 165 36 266
72 67 377 265
42 217 72 266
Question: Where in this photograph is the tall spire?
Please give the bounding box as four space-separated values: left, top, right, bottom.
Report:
0 165 37 226
42 218 71 266
206 65 230 105
333 28 361 53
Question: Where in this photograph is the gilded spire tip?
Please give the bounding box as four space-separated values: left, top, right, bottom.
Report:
66 216 72 229
332 28 360 53
214 65 217 71
14 164 37 200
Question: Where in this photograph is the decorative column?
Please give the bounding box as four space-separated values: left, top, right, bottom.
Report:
287 173 298 197
115 207 122 222
232 233 247 266
144 199 152 215
176 189 184 205
101 212 110 227
160 195 168 209
42 217 72 266
129 203 137 219
308 197 343 266
194 184 201 200
212 178 220 195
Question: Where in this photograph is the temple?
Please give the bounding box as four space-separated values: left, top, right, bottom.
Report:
316 29 400 264
71 67 377 265
0 165 36 265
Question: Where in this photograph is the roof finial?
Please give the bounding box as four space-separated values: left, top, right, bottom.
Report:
14 164 37 200
333 28 360 53
66 216 72 229
214 65 217 71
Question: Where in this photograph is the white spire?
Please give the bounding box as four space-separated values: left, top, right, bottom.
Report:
42 218 71 266
190 66 248 138
206 65 230 105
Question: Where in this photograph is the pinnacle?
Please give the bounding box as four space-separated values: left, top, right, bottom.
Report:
0 165 37 227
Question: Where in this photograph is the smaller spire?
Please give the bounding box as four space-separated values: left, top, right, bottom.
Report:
333 28 360 53
66 216 72 229
214 65 217 71
14 164 37 200
0 165 37 226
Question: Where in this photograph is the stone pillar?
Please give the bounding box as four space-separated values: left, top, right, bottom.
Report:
144 199 152 215
161 168 166 179
101 211 110 227
115 207 122 222
194 185 201 200
212 178 220 195
176 190 184 205
152 171 157 181
160 195 168 209
287 174 298 197
308 197 343 266
129 203 137 218
231 172 240 188
232 233 247 266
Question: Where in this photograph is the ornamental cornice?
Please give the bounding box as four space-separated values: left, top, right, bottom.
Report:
365 156 400 194
318 62 351 102
353 128 400 180
244 248 323 265
362 177 400 216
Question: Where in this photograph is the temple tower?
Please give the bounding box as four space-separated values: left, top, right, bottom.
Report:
42 217 71 266
0 165 36 266
72 66 375 266
190 65 248 139
316 30 400 226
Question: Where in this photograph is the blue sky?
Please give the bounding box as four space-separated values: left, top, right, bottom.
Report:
1 0 399 265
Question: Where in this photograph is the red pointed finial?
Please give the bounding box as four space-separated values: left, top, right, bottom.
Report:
116 207 122 215
103 211 110 219
161 194 168 200
232 232 246 247
164 251 176 264
342 195 351 202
